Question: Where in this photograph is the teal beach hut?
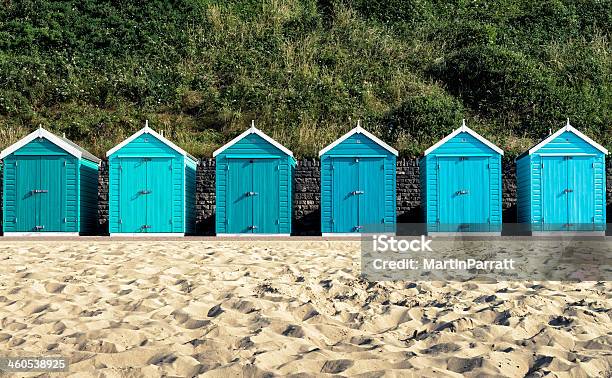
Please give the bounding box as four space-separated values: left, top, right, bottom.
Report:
106 122 198 236
420 120 504 233
319 122 398 235
516 120 608 233
214 122 295 235
1 128 100 236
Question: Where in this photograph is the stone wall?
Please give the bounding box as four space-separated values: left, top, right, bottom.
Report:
293 159 321 235
396 158 422 222
98 161 109 235
196 159 216 235
502 157 517 223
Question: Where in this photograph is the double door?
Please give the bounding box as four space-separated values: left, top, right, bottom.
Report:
119 157 173 233
541 156 595 231
437 156 490 231
15 156 67 232
226 158 280 234
331 157 385 233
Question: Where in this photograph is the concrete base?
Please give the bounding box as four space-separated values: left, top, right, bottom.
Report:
427 232 502 237
109 233 185 237
216 233 291 237
3 232 80 237
531 231 606 237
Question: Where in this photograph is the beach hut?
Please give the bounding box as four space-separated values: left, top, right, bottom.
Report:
0 127 101 236
319 122 398 235
106 122 198 236
213 122 295 235
516 120 608 233
420 120 504 233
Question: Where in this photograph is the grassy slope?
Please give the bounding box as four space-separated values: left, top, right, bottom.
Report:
0 0 610 158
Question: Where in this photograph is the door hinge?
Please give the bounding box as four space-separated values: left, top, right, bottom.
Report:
14 161 18 167
119 165 123 171
63 218 67 223
275 219 279 225
63 160 67 167
119 218 123 224
541 162 544 168
331 218 335 224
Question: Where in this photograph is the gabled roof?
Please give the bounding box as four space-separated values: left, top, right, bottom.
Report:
424 119 504 156
106 121 198 163
517 119 608 160
318 122 398 157
0 127 101 164
212 122 294 158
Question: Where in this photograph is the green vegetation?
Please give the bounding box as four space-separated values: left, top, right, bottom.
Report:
0 0 610 158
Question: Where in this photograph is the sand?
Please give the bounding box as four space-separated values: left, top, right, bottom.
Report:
0 240 610 377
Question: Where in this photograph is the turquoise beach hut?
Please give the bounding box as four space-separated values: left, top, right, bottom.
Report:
106 122 198 236
1 128 100 236
420 120 504 233
214 122 295 235
319 122 398 235
516 120 608 233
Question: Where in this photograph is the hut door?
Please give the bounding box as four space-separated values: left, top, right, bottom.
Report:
438 156 489 231
119 158 148 233
542 156 594 230
227 159 253 233
119 157 173 233
146 158 173 233
567 157 595 231
38 156 67 232
359 158 385 232
15 157 39 232
331 157 359 233
461 157 490 230
14 156 66 232
252 159 280 234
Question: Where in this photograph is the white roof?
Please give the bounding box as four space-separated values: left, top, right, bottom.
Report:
318 122 398 157
527 119 608 155
106 121 198 163
212 122 294 157
0 127 101 164
424 119 504 156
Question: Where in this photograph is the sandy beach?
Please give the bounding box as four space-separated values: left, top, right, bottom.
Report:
0 240 610 377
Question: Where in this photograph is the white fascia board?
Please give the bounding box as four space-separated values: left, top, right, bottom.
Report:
318 125 398 157
528 122 608 155
106 125 197 162
0 128 83 160
212 126 294 158
424 121 504 156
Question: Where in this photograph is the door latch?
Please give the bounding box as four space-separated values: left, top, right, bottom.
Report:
34 225 45 230
564 188 574 193
31 189 49 194
246 191 259 196
139 190 152 195
352 190 364 195
142 225 152 229
456 190 469 195
354 225 363 231
249 225 258 230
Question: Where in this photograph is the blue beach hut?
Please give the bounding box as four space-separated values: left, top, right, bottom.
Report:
516 120 608 233
213 122 295 235
420 120 504 233
319 122 398 235
1 128 100 236
106 122 198 236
